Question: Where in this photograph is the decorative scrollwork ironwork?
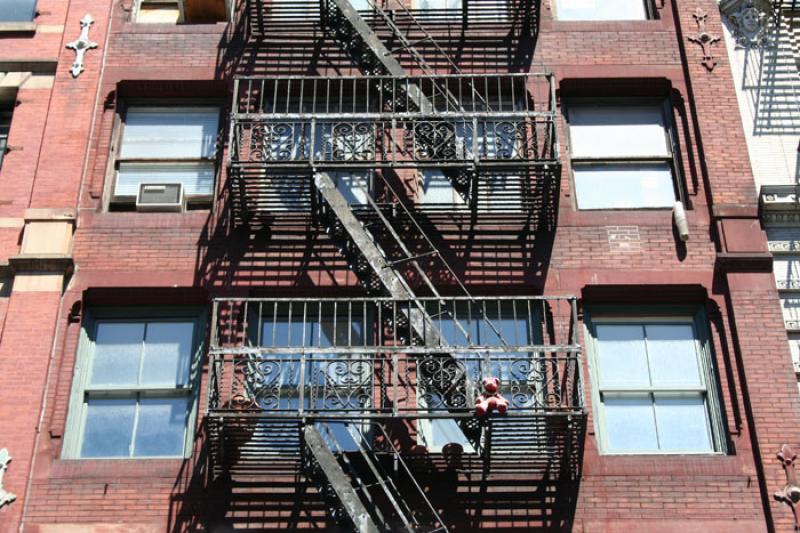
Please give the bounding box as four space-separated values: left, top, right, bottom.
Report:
327 122 376 161
249 123 309 162
417 355 469 409
413 121 458 161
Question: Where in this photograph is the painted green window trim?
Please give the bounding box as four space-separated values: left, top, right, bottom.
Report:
61 306 206 460
584 305 728 456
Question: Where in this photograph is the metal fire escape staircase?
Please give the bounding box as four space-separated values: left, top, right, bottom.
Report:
324 0 485 202
305 422 448 532
303 3 509 530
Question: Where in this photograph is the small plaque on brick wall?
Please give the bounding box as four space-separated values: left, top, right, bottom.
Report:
607 226 641 252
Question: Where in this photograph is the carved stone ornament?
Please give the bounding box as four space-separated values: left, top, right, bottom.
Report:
775 444 800 530
688 8 722 71
65 14 98 78
719 0 772 48
0 448 16 509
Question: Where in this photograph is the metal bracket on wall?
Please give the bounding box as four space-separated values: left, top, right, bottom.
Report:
0 448 16 508
688 8 722 71
65 14 98 78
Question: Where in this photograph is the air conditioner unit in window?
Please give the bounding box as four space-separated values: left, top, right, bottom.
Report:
136 183 184 212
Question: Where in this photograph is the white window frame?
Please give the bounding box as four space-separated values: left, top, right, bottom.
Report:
585 307 726 455
109 104 221 209
553 0 653 21
62 308 205 459
565 98 682 210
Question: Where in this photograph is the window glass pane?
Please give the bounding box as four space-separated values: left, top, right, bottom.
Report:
428 419 471 448
788 333 800 372
137 2 180 23
331 171 370 206
781 297 800 330
91 322 145 386
116 162 215 196
569 106 668 158
134 397 190 457
420 170 464 206
654 395 712 451
120 108 219 159
646 324 702 388
595 324 650 388
574 163 675 209
81 399 136 457
141 322 194 387
319 317 364 347
0 110 11 169
0 0 37 22
415 0 462 9
555 0 647 20
603 395 658 452
774 256 800 289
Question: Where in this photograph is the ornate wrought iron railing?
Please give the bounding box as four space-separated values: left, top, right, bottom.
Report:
229 74 559 170
207 296 583 419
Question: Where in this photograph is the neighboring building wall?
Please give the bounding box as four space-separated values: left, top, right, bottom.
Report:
720 0 800 396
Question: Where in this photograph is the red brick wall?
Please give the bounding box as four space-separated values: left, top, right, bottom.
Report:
7 0 799 530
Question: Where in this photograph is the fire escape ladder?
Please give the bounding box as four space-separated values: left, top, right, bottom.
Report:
314 170 509 352
304 424 381 533
327 0 432 113
305 422 449 533
327 0 490 204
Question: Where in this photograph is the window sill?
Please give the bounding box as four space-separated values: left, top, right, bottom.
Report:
0 22 36 33
119 21 227 35
583 449 745 476
544 18 672 32
51 457 187 479
559 207 681 227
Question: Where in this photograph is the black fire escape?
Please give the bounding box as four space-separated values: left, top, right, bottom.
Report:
208 1 585 530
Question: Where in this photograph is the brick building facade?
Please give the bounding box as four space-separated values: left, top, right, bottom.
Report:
0 0 798 531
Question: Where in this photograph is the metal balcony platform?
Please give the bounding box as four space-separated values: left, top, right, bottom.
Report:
228 73 559 223
245 0 539 37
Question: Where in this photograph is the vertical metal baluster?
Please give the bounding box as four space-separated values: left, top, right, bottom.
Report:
287 300 293 347
271 301 278 347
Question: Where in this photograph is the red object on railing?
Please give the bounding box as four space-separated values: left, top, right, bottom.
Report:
474 377 509 417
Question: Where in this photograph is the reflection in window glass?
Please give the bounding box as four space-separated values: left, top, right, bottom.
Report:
0 0 37 22
555 0 647 21
75 317 196 458
592 320 715 453
568 103 677 210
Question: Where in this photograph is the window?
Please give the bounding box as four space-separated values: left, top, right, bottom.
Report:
63 311 203 459
250 307 369 450
586 312 724 454
112 106 220 209
0 0 36 22
554 0 649 21
774 254 800 290
0 107 11 170
418 304 537 451
136 0 181 23
418 170 467 207
567 102 678 209
136 0 228 23
415 0 461 9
